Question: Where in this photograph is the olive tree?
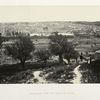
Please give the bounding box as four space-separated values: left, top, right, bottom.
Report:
0 33 3 60
0 33 4 64
5 34 35 68
49 32 74 64
0 33 3 49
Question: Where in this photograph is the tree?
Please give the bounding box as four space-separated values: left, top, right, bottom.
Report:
49 32 73 64
5 34 35 68
0 33 3 64
64 49 79 63
0 33 3 49
35 49 51 64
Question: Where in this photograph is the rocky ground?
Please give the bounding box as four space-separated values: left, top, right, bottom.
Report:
0 63 77 84
79 61 100 83
2 61 100 84
41 65 75 83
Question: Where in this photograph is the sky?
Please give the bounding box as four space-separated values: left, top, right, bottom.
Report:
0 6 99 22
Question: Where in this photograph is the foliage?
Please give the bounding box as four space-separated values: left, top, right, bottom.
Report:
5 34 35 68
64 49 79 63
49 32 75 64
0 33 3 49
35 49 51 64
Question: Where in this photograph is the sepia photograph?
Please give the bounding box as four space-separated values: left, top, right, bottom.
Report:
0 6 100 84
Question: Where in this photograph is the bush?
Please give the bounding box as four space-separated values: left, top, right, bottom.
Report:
35 49 51 64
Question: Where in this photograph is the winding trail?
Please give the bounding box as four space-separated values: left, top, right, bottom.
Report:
32 64 82 84
71 65 82 84
33 71 47 83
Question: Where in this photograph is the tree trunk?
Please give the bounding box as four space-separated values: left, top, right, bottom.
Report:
90 57 92 64
67 58 70 64
20 59 25 69
75 58 77 63
59 54 63 64
22 62 25 69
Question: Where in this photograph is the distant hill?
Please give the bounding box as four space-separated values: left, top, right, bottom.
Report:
74 21 100 26
0 21 100 36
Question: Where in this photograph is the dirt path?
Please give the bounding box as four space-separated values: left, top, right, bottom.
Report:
26 64 82 84
33 71 47 83
32 65 82 84
71 65 82 84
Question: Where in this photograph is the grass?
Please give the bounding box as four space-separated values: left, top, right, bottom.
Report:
0 61 59 83
0 60 78 84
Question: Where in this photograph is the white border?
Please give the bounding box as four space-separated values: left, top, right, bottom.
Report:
0 0 100 5
0 84 100 100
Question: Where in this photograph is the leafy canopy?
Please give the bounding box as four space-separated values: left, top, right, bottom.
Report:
5 34 35 64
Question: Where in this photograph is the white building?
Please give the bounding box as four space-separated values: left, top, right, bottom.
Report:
30 33 41 36
58 32 74 37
